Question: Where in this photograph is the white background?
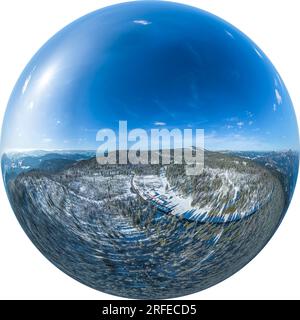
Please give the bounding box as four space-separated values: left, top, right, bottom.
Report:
0 0 299 300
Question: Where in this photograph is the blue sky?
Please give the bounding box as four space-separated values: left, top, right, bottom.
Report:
1 1 299 151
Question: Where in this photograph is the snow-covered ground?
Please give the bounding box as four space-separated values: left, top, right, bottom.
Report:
132 167 274 223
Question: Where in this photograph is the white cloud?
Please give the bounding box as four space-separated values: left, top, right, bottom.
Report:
205 132 272 151
43 138 52 143
154 121 166 126
56 120 61 125
237 121 244 128
226 116 239 122
133 20 152 26
225 30 234 39
22 66 36 95
248 121 253 125
246 111 254 118
273 104 277 112
275 89 282 105
254 48 263 59
226 125 233 129
37 65 56 91
27 101 34 110
274 76 283 88
22 74 32 94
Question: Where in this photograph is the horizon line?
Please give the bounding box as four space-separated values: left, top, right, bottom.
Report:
2 147 299 154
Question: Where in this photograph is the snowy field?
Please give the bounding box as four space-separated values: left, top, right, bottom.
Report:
132 166 275 223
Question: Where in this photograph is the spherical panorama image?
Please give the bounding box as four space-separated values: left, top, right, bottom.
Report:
1 1 299 299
